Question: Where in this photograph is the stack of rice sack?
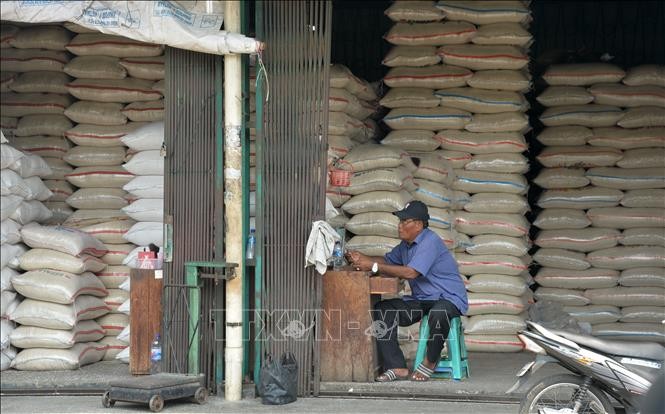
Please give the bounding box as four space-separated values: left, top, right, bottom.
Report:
6 223 109 370
1 25 76 223
532 63 665 342
381 1 533 354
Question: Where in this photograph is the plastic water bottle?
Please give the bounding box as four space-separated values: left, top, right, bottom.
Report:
150 333 162 374
332 241 344 270
246 229 256 260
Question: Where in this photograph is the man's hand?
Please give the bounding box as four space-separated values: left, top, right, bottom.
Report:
345 250 373 271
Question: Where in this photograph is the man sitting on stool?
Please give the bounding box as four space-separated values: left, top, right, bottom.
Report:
346 200 468 382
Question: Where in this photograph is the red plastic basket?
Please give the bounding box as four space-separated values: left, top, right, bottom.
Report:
328 160 353 187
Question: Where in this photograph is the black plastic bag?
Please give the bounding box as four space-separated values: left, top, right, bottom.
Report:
259 352 298 405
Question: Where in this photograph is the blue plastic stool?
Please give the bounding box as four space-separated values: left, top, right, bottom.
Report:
412 316 469 380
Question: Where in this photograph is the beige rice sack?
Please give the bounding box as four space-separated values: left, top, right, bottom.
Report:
543 63 625 86
63 210 129 228
564 305 622 324
97 313 129 336
621 189 665 207
533 168 590 189
345 212 398 238
620 306 665 323
1 115 17 135
330 88 376 119
63 56 127 79
384 65 472 89
11 26 71 51
466 274 527 296
152 79 165 95
585 287 665 307
464 112 529 133
119 56 164 80
533 209 591 230
341 144 410 172
464 314 525 334
328 135 354 159
588 127 665 149
431 227 466 250
536 145 623 168
64 146 127 168
436 1 530 25
455 212 528 237
455 253 528 276
621 228 665 247
380 88 440 109
99 336 128 361
453 170 527 194
588 246 665 270
428 207 453 229
534 287 590 306
382 46 441 67
464 153 528 174
413 153 455 183
342 190 412 215
588 84 665 108
15 113 73 138
536 126 592 146
0 49 69 72
11 269 107 304
64 101 127 126
533 248 590 270
464 334 523 352
412 179 469 208
65 123 144 147
66 166 134 189
435 130 527 154
66 188 129 210
385 1 445 22
429 150 473 168
9 296 110 330
537 86 594 107
9 136 71 160
535 268 619 290
9 320 104 349
617 148 665 168
463 193 528 214
384 107 471 130
96 265 130 289
1 24 19 48
435 87 527 113
19 249 106 274
586 167 665 190
385 21 477 46
466 235 529 256
541 105 625 128
466 69 531 92
344 168 414 196
66 34 164 57
617 106 665 128
537 187 623 209
328 112 368 139
586 207 665 229
345 235 400 257
472 22 531 47
104 289 128 313
467 292 526 315
19 224 107 257
381 130 439 152
592 322 665 343
535 228 621 252
62 22 97 33
67 78 162 103
1 93 73 117
438 45 528 70
100 244 135 266
11 342 105 370
623 64 665 87
42 158 73 180
9 71 71 94
81 220 135 244
329 64 377 101
619 267 665 287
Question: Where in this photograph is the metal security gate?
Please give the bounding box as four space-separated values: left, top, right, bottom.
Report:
256 0 332 396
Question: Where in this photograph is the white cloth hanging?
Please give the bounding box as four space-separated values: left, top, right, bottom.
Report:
305 220 341 275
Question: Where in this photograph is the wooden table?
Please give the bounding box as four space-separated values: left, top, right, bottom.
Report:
320 268 400 382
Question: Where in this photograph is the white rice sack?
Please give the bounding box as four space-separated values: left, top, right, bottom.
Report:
11 269 107 304
464 153 528 174
345 168 414 196
435 131 527 154
122 198 163 222
412 179 469 208
10 200 52 225
20 224 107 257
1 319 14 350
585 287 665 307
540 105 624 127
453 170 527 194
467 293 526 315
342 190 412 215
123 150 164 176
99 336 128 361
0 48 69 72
435 87 527 113
466 235 529 256
66 166 134 188
104 289 129 313
623 64 665 87
0 243 27 270
9 296 110 330
67 78 161 103
617 106 665 128
535 268 619 290
0 195 22 223
533 248 590 270
384 65 472 89
1 92 72 117
563 305 622 324
97 313 129 336
535 228 621 252
466 274 527 296
115 346 130 363
587 246 665 270
435 1 530 25
536 86 594 107
588 127 665 149
64 101 127 126
65 123 144 147
118 56 164 80
19 249 106 274
620 307 665 323
11 342 105 370
1 169 31 198
533 209 591 230
42 158 72 181
117 325 130 344
9 71 70 94
345 212 398 238
1 290 20 318
9 320 104 349
379 88 440 109
97 265 131 289
384 107 472 130
66 33 163 57
21 177 52 201
345 235 400 257
455 253 528 276
385 21 477 46
67 188 130 210
534 287 589 306
385 1 445 22
464 112 529 133
438 45 528 70
592 323 665 343
464 334 523 352
586 167 665 190
533 168 589 189
617 148 665 168
1 144 25 169
1 219 22 245
123 221 163 247
586 207 665 229
537 146 622 168
464 314 526 335
622 189 665 208
341 144 409 172
536 126 593 146
472 22 531 47
466 69 531 92
117 298 130 315
588 84 665 108
63 209 129 228
120 122 164 151
543 63 625 86
1 267 18 293
537 187 624 209
619 268 665 287
381 130 439 152
81 220 135 244
382 46 440 67
455 212 528 237
42 202 72 225
463 193 528 214
123 175 164 199
100 244 135 266
63 55 126 79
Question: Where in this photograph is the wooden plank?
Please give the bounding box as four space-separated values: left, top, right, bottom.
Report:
130 269 163 375
369 276 400 295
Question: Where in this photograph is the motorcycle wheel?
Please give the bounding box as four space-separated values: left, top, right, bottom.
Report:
519 374 615 414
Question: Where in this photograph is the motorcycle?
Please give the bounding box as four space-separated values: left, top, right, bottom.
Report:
507 320 665 414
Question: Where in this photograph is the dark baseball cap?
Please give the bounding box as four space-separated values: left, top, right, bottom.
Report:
393 200 429 221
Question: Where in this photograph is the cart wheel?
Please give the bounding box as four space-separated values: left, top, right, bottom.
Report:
149 395 164 413
102 391 115 408
194 387 208 404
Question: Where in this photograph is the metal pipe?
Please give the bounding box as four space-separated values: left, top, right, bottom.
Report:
224 0 244 402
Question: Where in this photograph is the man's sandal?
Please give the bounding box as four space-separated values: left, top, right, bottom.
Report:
411 363 434 382
375 369 409 382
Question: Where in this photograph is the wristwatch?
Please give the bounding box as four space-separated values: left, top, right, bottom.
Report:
371 262 379 275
